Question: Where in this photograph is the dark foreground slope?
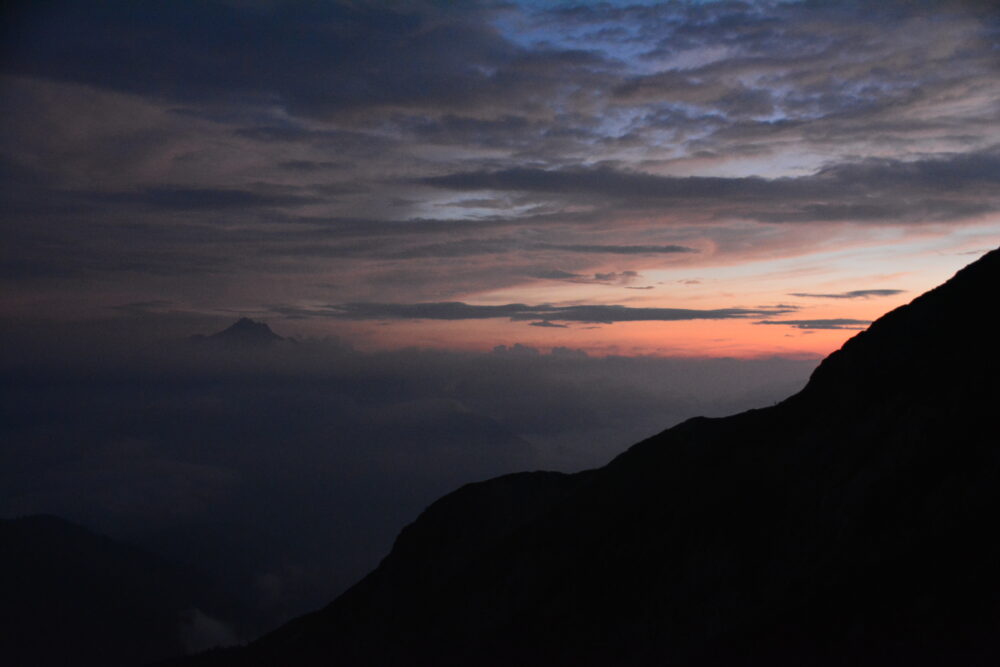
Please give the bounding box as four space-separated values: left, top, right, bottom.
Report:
1 515 245 666
196 247 1000 666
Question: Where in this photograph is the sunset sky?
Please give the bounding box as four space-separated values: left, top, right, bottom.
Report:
3 2 1000 636
3 0 999 358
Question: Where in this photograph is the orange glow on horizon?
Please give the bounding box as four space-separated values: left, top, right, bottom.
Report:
322 317 859 359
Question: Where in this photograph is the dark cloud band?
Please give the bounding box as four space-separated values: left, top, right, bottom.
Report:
286 302 793 324
754 319 872 330
788 289 904 299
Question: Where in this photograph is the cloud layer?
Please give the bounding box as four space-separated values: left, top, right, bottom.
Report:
0 327 815 632
2 0 997 332
295 301 792 324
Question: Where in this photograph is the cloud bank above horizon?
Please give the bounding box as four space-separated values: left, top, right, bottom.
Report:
2 0 998 356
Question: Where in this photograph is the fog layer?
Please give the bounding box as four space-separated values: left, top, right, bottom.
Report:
1 325 814 634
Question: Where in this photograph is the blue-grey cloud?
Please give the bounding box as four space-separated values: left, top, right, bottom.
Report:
420 166 791 200
419 149 1000 223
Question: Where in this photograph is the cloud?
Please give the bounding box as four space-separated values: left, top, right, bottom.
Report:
311 302 792 324
397 113 553 150
596 0 1000 155
380 240 698 260
2 2 523 116
2 1 997 359
419 149 1000 223
531 269 582 280
3 0 997 314
535 243 698 255
531 270 641 286
88 187 320 211
788 289 905 299
110 300 176 314
593 271 637 283
278 160 351 172
419 166 787 200
754 318 872 330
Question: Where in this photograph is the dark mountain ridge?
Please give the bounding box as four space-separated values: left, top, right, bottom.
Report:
189 247 1000 666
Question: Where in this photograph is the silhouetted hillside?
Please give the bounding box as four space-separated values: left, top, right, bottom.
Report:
186 247 1000 666
0 515 244 667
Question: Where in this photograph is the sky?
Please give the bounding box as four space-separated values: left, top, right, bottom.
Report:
2 0 998 357
2 0 999 647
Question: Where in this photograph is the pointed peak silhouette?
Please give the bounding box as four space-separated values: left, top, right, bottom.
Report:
193 318 285 347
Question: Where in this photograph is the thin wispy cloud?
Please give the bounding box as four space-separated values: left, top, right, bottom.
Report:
789 290 905 299
755 319 873 331
284 302 793 325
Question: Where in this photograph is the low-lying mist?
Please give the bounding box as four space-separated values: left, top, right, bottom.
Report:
1 322 816 637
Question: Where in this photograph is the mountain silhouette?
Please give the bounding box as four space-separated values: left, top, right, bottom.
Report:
186 247 1000 666
0 515 245 667
192 318 285 347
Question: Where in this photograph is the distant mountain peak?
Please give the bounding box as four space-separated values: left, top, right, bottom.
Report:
223 317 280 335
193 318 285 346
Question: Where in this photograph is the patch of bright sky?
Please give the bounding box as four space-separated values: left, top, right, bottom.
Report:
647 45 736 73
494 1 748 74
497 0 815 74
315 224 998 359
593 106 658 144
643 226 999 297
671 149 830 179
422 196 543 221
492 13 643 70
467 224 998 319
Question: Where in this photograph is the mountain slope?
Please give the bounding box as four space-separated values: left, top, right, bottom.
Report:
198 247 1000 666
0 515 245 667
